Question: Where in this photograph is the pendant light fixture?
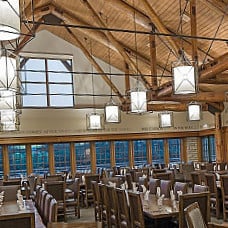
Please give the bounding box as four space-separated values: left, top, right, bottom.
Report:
130 0 147 114
187 102 201 121
86 40 104 130
0 0 20 41
104 40 120 123
159 112 173 128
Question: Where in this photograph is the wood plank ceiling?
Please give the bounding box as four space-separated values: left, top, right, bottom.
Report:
17 0 228 113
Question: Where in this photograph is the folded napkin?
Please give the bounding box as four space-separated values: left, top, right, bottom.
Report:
218 164 221 171
108 181 116 188
124 181 128 190
82 175 85 184
144 190 150 201
142 174 147 178
121 183 126 190
157 194 165 206
141 185 147 194
0 191 4 196
156 187 161 198
170 190 175 201
132 182 136 189
177 190 183 200
215 173 220 181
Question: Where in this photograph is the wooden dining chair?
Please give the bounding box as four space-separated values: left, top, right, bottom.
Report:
91 180 101 222
220 175 228 221
126 173 133 190
128 191 145 228
160 180 172 198
193 184 209 193
179 192 210 228
191 172 202 191
42 193 54 225
115 188 131 228
148 178 160 194
44 181 67 222
107 185 119 227
173 182 188 200
204 173 220 219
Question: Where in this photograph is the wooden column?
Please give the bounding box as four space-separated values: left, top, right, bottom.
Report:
164 139 169 165
2 145 9 177
70 142 76 177
182 138 188 163
149 24 157 89
26 144 33 176
197 137 202 161
48 144 55 175
146 140 152 164
110 141 115 168
129 140 134 168
90 142 96 174
215 113 222 162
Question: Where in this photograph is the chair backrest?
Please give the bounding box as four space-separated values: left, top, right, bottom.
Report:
0 185 20 201
149 178 160 194
48 198 58 224
44 181 65 202
138 176 148 192
115 188 131 228
204 173 217 195
153 172 172 181
34 185 42 208
43 193 53 225
179 192 210 228
193 184 209 193
184 202 207 228
173 182 188 200
85 174 100 191
46 174 64 181
160 180 172 198
40 190 48 218
128 191 145 228
27 176 38 193
126 173 133 190
68 178 80 199
191 172 202 189
220 175 228 202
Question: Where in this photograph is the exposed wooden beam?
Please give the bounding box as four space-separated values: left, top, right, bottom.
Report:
82 0 151 90
141 0 179 56
64 26 125 104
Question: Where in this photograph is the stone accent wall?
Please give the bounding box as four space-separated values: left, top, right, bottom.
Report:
186 137 198 162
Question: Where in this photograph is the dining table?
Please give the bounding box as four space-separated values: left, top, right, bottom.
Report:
0 200 45 228
142 194 179 219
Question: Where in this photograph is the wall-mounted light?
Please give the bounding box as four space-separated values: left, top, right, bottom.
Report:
188 102 201 121
86 112 104 130
159 112 173 128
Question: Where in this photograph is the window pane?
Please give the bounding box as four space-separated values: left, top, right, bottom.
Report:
209 136 216 162
50 95 73 107
152 139 164 165
21 72 46 82
47 59 71 72
31 144 49 175
54 143 71 173
202 136 216 162
95 142 111 169
23 95 47 107
133 140 147 167
21 58 45 71
49 72 73 83
0 146 3 178
114 141 129 167
8 145 27 177
168 138 181 163
24 83 47 93
75 142 91 172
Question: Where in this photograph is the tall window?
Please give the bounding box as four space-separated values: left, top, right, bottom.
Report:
114 141 129 167
31 144 49 175
8 145 26 177
202 135 216 162
168 138 181 163
95 141 111 169
20 56 74 107
75 142 91 172
133 140 147 166
54 143 71 173
151 139 165 165
0 146 3 178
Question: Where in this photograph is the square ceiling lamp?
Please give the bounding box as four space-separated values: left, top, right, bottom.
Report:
130 87 147 114
159 112 173 128
86 112 104 130
0 109 19 131
0 0 20 41
105 99 120 123
173 51 197 95
188 102 201 121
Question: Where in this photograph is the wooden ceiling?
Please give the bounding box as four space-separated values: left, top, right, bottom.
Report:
18 0 228 113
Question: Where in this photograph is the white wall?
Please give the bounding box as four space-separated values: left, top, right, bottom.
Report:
0 30 216 137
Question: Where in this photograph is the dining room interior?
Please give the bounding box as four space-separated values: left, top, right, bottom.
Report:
0 0 228 227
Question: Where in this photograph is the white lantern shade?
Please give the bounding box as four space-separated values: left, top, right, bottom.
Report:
105 101 120 123
0 0 20 40
0 109 19 131
173 65 196 94
159 112 173 128
188 103 201 121
87 112 104 130
0 90 16 110
130 89 147 113
0 56 17 91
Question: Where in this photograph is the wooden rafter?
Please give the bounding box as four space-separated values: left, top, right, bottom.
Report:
82 0 151 90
